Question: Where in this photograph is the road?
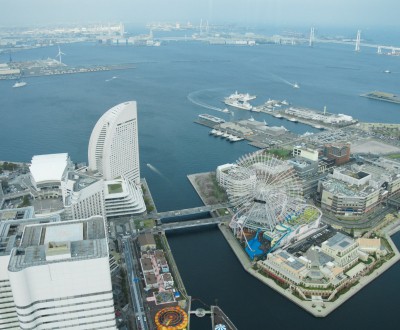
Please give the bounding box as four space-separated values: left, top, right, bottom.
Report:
321 205 393 230
122 238 149 330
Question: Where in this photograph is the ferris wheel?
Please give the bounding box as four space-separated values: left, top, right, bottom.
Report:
226 150 304 234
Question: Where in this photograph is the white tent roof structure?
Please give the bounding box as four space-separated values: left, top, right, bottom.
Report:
30 153 70 184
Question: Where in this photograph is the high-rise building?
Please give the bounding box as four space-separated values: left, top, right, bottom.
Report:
7 216 116 329
0 210 60 330
88 101 140 184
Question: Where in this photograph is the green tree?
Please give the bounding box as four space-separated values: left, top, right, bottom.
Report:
20 195 31 207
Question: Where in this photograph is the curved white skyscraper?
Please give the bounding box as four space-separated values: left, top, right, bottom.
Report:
88 101 140 184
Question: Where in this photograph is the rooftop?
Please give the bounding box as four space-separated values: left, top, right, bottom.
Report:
0 214 60 257
324 232 355 251
30 153 71 184
8 216 107 271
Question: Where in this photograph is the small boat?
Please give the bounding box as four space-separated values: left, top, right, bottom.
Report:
13 81 27 88
293 82 300 89
222 108 230 113
384 70 391 73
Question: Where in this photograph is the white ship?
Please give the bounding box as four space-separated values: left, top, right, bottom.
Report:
289 118 298 122
224 99 253 110
12 81 27 88
293 82 300 89
273 114 283 119
225 91 256 102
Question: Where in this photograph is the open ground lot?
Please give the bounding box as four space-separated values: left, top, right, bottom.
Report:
351 139 400 154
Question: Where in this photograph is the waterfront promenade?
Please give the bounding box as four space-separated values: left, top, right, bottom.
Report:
218 222 400 317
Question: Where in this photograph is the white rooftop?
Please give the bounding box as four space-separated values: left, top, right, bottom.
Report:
44 223 83 244
30 153 70 184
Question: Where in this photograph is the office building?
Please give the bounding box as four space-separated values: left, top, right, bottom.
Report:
8 216 116 329
0 211 60 330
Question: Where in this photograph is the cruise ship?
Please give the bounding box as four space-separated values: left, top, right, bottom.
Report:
224 99 253 111
225 91 256 102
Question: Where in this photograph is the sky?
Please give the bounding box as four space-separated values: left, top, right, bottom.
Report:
1 0 399 29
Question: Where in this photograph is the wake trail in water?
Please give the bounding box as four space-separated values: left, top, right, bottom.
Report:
105 76 118 82
270 73 297 87
187 90 228 114
146 163 172 185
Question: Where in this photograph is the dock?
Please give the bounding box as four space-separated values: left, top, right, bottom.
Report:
361 91 400 104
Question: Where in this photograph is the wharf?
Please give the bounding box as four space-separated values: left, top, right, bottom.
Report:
1 61 135 80
218 222 400 317
193 119 217 129
211 305 238 330
361 91 400 104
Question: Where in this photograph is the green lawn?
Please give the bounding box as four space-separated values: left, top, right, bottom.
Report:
108 183 123 194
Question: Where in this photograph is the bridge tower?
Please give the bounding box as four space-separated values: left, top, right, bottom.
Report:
355 29 361 52
309 27 315 47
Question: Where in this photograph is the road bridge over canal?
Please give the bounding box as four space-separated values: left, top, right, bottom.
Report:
157 215 231 231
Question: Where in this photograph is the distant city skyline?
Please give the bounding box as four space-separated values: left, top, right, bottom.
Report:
2 0 399 29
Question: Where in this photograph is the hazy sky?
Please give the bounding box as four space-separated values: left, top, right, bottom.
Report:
2 0 399 28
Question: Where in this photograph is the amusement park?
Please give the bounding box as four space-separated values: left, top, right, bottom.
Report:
218 150 322 261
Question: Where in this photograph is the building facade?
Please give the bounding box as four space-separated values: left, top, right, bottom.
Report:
88 101 140 184
324 143 351 165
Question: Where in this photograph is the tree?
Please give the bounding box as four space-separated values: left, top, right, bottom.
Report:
20 195 31 207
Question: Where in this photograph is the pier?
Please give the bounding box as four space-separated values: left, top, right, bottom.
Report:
361 91 400 104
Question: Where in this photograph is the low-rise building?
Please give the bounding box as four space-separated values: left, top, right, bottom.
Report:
356 237 382 254
138 232 156 252
140 257 154 274
321 233 359 270
161 273 174 289
324 143 351 165
144 272 158 290
319 168 381 216
30 153 74 196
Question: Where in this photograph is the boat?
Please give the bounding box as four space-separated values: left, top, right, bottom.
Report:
248 116 255 121
293 82 300 89
281 100 289 106
210 129 217 135
13 81 27 88
289 118 298 122
384 70 391 73
224 99 253 110
222 108 230 113
273 114 283 119
225 91 256 102
251 107 261 112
